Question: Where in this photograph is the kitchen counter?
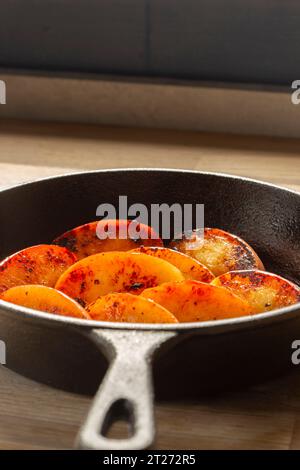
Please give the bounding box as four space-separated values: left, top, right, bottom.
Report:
0 119 300 449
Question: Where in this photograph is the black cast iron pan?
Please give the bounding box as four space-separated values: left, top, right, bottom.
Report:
0 169 299 450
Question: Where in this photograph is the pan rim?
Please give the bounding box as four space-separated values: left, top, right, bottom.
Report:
0 167 299 198
0 297 300 332
0 168 299 333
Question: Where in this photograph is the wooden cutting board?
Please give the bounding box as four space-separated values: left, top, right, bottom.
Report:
0 119 300 450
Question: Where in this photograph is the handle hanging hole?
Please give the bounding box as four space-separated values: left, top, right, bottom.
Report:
101 399 135 440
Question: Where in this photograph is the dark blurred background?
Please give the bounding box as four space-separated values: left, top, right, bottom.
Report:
0 0 299 85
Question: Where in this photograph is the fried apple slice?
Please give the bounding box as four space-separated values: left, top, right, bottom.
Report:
55 251 184 307
53 219 163 260
141 280 251 322
0 245 77 294
212 270 300 314
87 292 178 323
0 285 90 319
130 246 214 282
170 228 264 276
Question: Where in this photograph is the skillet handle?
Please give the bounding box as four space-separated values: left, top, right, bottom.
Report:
76 329 176 450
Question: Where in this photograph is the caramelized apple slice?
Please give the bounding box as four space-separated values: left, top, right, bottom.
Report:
0 245 77 294
141 280 251 322
87 292 178 323
170 228 264 276
55 251 184 307
0 285 90 319
130 246 214 282
212 270 300 313
53 219 163 259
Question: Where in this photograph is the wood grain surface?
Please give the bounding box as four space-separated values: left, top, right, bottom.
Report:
0 119 300 450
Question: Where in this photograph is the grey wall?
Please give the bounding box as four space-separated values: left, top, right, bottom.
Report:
0 0 299 85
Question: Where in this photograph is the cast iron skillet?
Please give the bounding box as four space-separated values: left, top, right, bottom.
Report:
0 169 299 450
